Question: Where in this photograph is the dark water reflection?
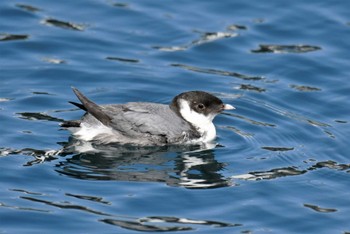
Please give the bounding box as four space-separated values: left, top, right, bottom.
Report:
101 216 239 232
54 141 232 189
0 33 29 41
251 44 322 53
42 18 86 31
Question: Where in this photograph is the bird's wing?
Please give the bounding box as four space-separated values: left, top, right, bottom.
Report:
104 102 194 143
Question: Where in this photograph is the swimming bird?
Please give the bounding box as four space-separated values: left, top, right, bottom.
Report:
61 88 235 146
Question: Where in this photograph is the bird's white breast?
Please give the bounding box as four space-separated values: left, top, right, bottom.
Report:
178 99 217 143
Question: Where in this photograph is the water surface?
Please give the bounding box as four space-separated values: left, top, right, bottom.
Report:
1 0 350 233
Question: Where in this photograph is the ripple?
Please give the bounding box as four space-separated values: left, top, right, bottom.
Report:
42 18 86 31
261 146 294 152
290 85 321 92
17 112 64 122
306 119 330 127
303 204 337 213
2 189 51 213
153 45 187 52
31 91 55 95
0 147 59 166
11 189 44 196
106 56 140 63
335 120 347 124
0 97 14 102
139 216 238 227
324 130 336 139
238 84 266 92
101 216 238 232
232 160 350 181
243 97 330 128
252 44 321 53
0 201 50 213
226 24 247 31
171 64 264 80
101 218 194 232
15 3 42 12
309 160 350 171
232 167 306 181
0 33 29 41
112 2 129 8
214 92 242 100
65 193 111 205
21 196 111 216
191 31 237 46
223 112 276 127
253 18 265 23
222 126 254 137
42 57 66 64
154 31 237 52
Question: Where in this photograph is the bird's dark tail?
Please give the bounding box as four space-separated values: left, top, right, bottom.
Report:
70 87 112 126
69 101 87 111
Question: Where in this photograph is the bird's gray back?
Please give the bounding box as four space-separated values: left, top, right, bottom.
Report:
93 102 195 144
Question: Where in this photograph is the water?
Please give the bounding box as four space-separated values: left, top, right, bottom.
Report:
1 0 350 233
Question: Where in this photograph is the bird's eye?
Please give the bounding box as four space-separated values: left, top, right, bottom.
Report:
197 103 205 109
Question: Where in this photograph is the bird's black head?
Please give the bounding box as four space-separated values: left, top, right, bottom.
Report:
170 91 234 118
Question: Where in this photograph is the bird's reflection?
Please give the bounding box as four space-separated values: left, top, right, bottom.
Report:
54 138 231 189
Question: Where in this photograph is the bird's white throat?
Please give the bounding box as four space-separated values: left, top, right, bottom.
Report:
178 99 217 142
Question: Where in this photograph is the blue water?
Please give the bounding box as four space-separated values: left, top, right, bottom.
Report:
1 0 350 233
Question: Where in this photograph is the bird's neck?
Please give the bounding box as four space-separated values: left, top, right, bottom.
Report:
198 122 216 142
177 100 217 142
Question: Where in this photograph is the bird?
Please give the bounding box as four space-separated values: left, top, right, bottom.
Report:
61 87 235 146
